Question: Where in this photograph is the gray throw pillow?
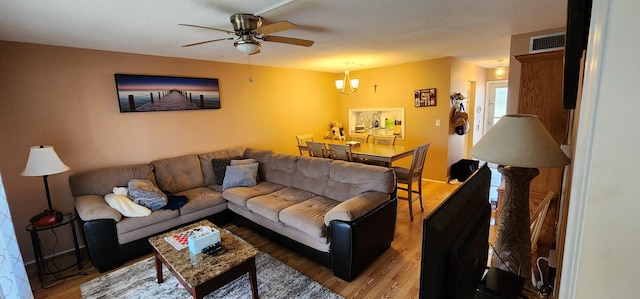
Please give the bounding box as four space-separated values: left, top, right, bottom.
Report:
222 163 259 191
230 158 257 166
211 156 243 185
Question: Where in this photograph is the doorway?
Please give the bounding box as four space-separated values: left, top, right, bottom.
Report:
484 81 508 135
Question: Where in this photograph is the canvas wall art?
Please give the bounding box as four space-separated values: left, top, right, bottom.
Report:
114 74 221 112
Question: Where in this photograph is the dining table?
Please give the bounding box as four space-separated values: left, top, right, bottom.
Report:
300 139 415 166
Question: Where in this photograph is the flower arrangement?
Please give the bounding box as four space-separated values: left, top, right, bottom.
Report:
325 121 345 140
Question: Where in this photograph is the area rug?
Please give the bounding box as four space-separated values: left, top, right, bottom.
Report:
81 253 343 299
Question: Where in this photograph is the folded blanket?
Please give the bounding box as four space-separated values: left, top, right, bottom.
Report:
127 179 167 211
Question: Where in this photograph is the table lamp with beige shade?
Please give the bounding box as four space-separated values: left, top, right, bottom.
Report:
469 114 570 287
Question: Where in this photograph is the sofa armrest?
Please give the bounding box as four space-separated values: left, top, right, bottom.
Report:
324 192 390 226
329 197 398 281
75 194 122 222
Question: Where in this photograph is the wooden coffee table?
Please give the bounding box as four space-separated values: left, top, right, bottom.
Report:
148 220 260 299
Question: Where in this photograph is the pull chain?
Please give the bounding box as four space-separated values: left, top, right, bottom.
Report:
247 54 254 83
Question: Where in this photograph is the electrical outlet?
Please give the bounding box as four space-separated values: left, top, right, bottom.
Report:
435 119 441 126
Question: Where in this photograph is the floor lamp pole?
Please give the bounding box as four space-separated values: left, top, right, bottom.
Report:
42 174 53 211
493 165 539 288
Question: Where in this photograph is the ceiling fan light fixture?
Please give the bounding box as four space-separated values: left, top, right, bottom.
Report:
336 69 359 94
234 39 262 54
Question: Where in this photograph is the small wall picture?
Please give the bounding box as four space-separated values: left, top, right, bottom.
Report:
414 88 437 107
114 74 221 112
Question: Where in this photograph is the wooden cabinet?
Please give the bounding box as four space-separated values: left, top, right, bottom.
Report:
515 50 568 197
514 50 568 284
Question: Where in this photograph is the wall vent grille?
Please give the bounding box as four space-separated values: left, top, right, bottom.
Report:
529 32 565 53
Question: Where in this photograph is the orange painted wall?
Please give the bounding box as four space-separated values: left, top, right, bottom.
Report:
334 58 454 181
0 41 337 262
0 41 485 263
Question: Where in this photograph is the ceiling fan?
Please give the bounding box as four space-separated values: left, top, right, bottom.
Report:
180 13 314 55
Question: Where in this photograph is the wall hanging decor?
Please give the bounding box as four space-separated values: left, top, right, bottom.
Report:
114 74 221 112
414 88 437 107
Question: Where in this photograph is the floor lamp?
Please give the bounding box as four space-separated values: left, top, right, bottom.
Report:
21 145 70 220
469 115 569 287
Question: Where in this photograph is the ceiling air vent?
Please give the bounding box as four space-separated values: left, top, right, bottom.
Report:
529 32 565 53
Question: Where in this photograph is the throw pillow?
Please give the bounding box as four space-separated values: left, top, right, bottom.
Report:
222 162 259 191
211 156 243 185
127 179 168 211
230 158 257 166
113 187 128 195
104 193 152 217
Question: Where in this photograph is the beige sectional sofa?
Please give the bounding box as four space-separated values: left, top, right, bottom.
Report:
69 147 397 281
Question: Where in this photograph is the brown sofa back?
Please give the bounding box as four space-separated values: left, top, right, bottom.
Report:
151 154 206 194
69 164 155 197
324 160 395 202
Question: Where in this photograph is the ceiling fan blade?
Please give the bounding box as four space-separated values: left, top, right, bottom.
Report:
262 35 314 47
182 38 234 47
179 23 236 35
255 21 297 35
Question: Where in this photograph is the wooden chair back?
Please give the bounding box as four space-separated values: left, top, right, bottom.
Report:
296 134 314 155
327 144 353 161
372 135 396 145
349 133 369 144
306 141 328 158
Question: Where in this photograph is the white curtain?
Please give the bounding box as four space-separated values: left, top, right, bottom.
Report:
0 172 34 299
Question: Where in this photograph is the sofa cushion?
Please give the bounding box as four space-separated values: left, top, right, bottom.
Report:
198 147 246 186
223 181 285 208
115 209 179 235
246 186 316 222
176 187 226 215
69 164 155 197
291 156 331 195
280 196 339 238
264 154 298 186
151 154 205 193
324 161 395 202
244 148 272 181
222 163 259 191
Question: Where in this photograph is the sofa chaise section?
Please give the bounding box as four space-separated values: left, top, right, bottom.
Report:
224 154 397 281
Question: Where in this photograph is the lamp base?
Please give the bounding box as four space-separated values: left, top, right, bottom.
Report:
30 209 63 226
492 166 539 288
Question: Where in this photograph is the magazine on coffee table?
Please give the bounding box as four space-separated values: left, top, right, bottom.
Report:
164 226 211 250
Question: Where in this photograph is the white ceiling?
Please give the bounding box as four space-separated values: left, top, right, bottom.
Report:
0 0 568 73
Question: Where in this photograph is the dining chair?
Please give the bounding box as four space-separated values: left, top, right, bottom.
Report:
392 143 430 221
327 143 353 161
349 133 369 144
372 135 396 145
296 133 314 156
306 141 328 158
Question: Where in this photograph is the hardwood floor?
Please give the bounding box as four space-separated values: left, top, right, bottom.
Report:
29 180 464 299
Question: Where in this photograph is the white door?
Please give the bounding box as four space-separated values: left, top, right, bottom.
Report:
485 81 508 135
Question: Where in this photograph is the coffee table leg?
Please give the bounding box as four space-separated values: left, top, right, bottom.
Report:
248 258 258 299
154 251 164 283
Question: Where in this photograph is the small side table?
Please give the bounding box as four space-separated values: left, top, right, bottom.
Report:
26 212 82 282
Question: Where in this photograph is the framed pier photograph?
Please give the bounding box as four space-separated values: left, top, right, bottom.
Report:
114 74 221 112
